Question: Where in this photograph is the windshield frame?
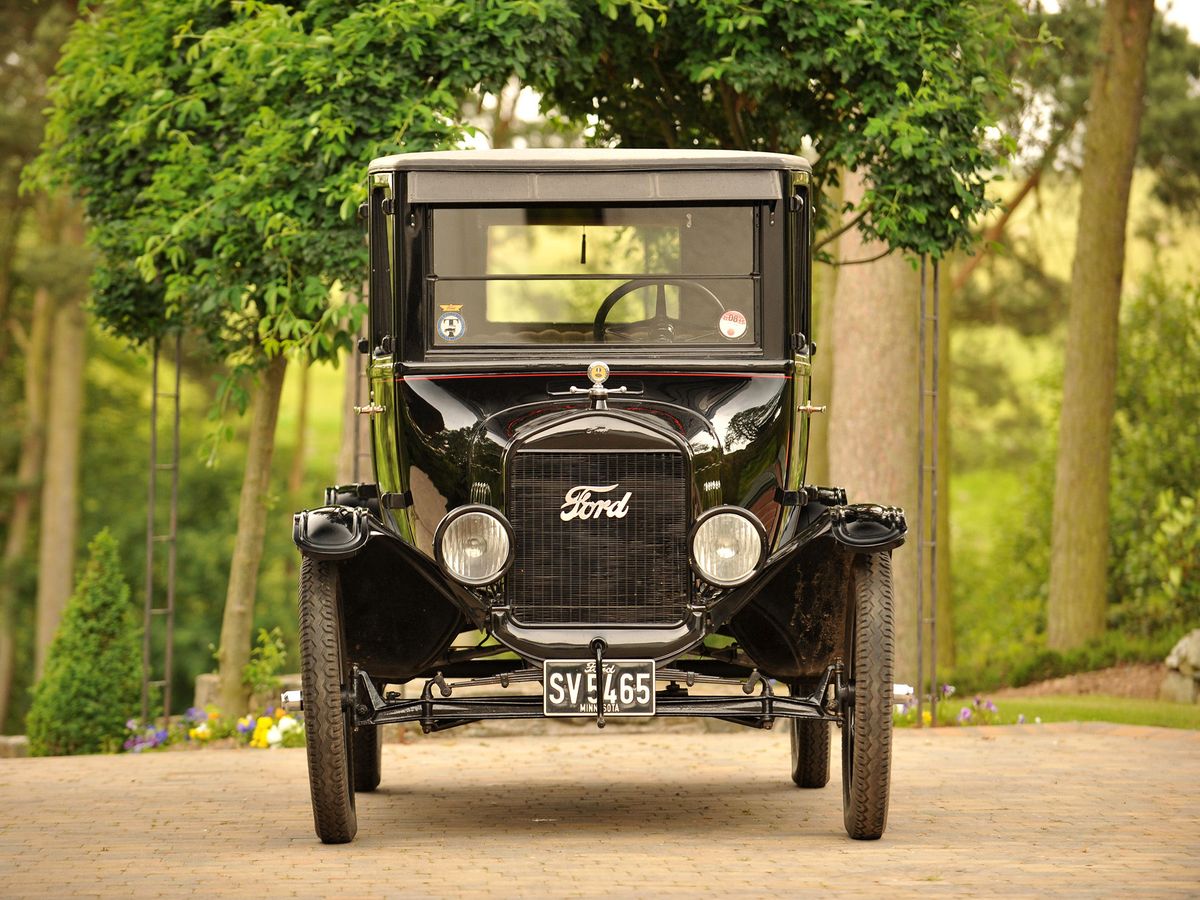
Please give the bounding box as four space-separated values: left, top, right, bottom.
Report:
419 201 766 359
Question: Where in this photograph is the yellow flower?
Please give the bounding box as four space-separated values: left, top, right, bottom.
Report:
249 716 274 749
274 707 286 720
922 710 932 725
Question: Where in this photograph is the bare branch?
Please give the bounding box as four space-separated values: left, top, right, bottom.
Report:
952 113 1082 291
814 206 870 251
831 247 895 267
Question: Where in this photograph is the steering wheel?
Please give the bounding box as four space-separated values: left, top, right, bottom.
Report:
592 278 726 343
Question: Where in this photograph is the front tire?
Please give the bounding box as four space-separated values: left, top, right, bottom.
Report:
299 556 357 844
840 552 895 840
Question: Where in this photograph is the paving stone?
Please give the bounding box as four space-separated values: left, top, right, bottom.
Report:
0 723 1197 897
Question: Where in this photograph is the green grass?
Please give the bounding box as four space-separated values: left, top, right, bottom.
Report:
898 693 1200 730
991 695 1200 730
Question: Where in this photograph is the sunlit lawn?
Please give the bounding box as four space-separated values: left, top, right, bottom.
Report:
902 694 1200 731
990 695 1200 730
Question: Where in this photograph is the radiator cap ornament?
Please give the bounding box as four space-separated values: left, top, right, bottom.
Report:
587 361 610 385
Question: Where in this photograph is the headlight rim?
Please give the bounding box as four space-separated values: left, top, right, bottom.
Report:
688 506 768 588
433 504 515 587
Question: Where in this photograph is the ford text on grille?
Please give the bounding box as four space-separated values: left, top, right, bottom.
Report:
559 484 633 521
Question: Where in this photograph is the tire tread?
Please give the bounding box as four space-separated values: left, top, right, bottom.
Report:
299 557 357 844
843 552 894 840
790 718 830 788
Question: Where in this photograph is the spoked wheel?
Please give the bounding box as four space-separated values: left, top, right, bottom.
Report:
789 717 831 788
298 556 357 844
840 552 895 840
352 723 382 793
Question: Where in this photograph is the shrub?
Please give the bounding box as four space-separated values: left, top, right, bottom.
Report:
1109 278 1200 632
26 530 141 756
242 626 287 697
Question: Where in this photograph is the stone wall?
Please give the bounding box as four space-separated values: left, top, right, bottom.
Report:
1159 629 1200 704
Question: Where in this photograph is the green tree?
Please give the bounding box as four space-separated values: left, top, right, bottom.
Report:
547 0 1017 254
1047 0 1154 651
1110 278 1200 636
26 530 141 756
0 1 90 726
35 0 578 713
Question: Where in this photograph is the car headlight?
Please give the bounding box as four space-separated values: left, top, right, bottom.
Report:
690 507 766 587
434 506 514 586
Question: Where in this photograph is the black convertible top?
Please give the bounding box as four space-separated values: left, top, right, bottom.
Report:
368 149 810 205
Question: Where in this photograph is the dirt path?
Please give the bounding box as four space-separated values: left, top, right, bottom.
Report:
993 662 1166 699
1 723 1197 897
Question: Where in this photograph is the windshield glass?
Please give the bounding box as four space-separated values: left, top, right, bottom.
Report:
429 205 758 348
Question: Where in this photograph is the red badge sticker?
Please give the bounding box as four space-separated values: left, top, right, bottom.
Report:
719 310 748 340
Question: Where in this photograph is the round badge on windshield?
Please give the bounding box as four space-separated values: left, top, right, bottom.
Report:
587 361 610 385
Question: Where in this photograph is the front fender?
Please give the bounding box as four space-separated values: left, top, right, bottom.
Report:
293 506 371 560
830 503 906 552
292 506 488 629
707 499 905 629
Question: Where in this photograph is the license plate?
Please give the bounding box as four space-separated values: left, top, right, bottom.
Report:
543 659 656 717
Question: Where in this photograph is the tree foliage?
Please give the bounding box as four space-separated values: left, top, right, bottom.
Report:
1016 0 1200 212
33 0 577 369
1110 278 1200 634
26 530 140 755
546 0 1019 256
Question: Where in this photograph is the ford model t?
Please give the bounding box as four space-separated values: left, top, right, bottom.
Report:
289 149 905 844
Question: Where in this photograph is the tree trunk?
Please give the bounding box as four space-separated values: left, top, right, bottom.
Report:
287 357 310 500
1047 0 1153 651
807 260 837 486
0 173 28 370
828 170 920 683
215 355 288 715
33 291 87 677
337 292 369 484
807 172 845 487
0 281 53 728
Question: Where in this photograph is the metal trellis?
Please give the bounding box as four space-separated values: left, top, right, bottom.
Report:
141 332 181 725
916 258 941 727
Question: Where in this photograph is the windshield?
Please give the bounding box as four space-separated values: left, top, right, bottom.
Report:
428 205 758 348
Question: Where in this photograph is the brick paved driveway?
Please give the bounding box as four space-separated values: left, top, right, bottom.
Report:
1 722 1197 898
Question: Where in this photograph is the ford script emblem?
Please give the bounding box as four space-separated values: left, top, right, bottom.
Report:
560 484 632 521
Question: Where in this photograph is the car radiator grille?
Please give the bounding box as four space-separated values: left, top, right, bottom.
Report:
507 450 690 625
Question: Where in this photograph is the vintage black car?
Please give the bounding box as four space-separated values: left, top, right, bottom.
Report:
289 149 906 844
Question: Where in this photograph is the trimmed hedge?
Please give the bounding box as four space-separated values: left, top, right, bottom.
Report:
27 530 141 756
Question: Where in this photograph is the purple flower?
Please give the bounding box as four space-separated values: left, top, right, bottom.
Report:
958 707 973 723
984 700 998 714
185 706 207 724
1017 714 1026 725
973 695 982 707
941 684 955 699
